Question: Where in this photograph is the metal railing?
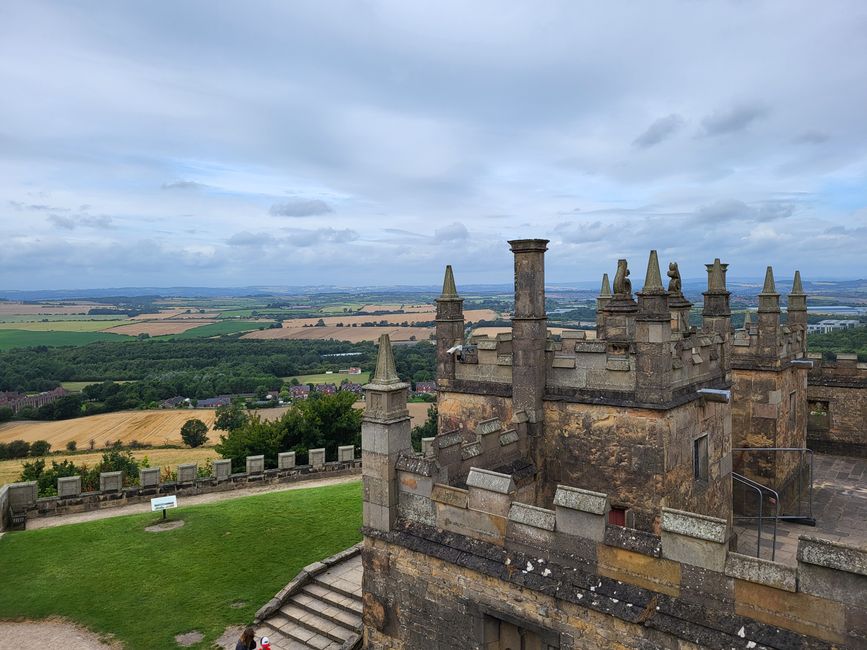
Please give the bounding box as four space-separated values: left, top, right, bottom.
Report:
732 472 779 561
731 447 815 523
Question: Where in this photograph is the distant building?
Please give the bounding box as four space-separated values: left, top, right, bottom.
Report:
0 387 69 413
289 385 311 400
339 382 363 396
807 319 860 334
313 383 337 395
159 396 187 409
413 380 437 394
195 395 233 408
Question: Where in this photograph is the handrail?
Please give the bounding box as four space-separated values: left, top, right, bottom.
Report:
732 471 779 561
731 447 814 519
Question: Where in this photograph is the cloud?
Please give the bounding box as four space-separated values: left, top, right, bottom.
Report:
269 199 333 217
694 199 795 224
46 214 115 230
227 231 272 247
161 180 208 191
632 114 684 149
701 104 767 136
434 222 469 242
48 214 76 229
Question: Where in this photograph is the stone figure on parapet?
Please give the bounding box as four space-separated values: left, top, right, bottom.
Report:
667 262 682 294
613 259 632 298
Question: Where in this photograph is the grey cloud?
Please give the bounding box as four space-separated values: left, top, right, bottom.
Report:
48 214 76 229
161 181 207 191
695 199 796 224
756 202 795 221
434 222 468 242
284 227 358 247
227 231 273 247
701 105 767 136
269 199 333 217
10 201 70 212
47 214 115 230
632 114 684 149
793 131 829 145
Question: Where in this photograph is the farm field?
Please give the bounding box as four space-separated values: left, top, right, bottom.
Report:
287 371 371 385
0 406 290 448
60 380 130 392
0 330 132 350
0 319 125 331
0 481 362 650
0 302 104 315
264 307 497 328
243 324 433 343
0 446 219 486
168 320 274 338
105 319 217 336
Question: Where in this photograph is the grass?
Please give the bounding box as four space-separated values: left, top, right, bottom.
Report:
285 371 370 385
60 380 129 392
0 330 132 350
0 480 362 649
164 320 274 339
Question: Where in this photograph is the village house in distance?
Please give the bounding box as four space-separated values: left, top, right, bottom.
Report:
360 239 867 649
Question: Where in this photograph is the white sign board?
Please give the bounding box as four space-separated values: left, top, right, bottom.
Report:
151 495 177 512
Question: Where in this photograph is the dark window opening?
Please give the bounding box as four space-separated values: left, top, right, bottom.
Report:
608 507 627 527
484 614 559 650
693 434 709 482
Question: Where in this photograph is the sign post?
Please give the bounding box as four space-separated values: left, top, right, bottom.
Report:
151 495 178 521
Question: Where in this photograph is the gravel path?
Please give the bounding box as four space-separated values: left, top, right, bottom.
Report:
24 474 360 530
0 619 119 649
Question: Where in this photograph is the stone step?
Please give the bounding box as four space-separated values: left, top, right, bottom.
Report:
256 624 317 650
290 591 363 631
301 582 363 615
263 618 340 650
276 603 355 644
312 576 360 601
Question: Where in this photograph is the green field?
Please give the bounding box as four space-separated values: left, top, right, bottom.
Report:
286 371 370 385
60 380 130 392
164 320 274 339
0 319 125 332
0 330 132 350
0 481 362 650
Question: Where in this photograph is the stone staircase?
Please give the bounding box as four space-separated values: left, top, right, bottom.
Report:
254 546 363 650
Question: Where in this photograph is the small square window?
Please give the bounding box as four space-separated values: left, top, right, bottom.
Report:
693 434 709 482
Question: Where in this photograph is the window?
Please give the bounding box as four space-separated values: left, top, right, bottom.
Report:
484 614 558 650
693 434 709 482
608 507 627 527
789 391 797 431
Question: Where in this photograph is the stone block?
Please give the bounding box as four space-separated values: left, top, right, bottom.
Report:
309 448 326 469
398 491 435 526
476 418 502 436
177 463 197 483
797 535 867 575
553 485 608 514
753 402 778 419
435 501 507 546
797 561 867 608
508 502 555 531
597 544 681 597
100 471 122 493
246 455 265 474
661 508 727 543
431 483 467 508
555 507 606 542
460 441 481 460
363 501 394 532
436 430 463 449
140 467 160 488
468 486 513 517
661 508 728 572
57 475 81 498
397 471 433 498
278 451 296 469
725 552 796 592
421 437 435 458
8 482 37 511
338 445 355 462
212 459 232 481
466 467 515 494
498 430 519 446
363 475 394 508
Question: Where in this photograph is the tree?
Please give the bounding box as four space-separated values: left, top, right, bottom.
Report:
411 404 437 452
66 440 77 452
214 402 249 432
30 440 52 457
180 418 209 448
0 406 13 423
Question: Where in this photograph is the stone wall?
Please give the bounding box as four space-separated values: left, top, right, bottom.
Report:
363 475 866 649
540 398 731 530
807 354 867 456
0 484 9 532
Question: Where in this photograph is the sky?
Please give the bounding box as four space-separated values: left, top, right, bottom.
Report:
1 1 866 290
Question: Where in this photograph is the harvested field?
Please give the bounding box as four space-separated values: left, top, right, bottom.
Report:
274 308 497 328
360 304 434 313
0 447 219 486
242 325 433 343
105 320 217 336
353 400 429 427
130 309 189 320
471 326 598 339
0 302 103 315
0 320 127 332
0 407 289 448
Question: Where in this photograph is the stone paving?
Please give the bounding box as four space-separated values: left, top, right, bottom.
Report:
735 452 867 564
255 553 363 649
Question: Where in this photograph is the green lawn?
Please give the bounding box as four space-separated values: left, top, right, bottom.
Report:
0 480 362 650
286 371 370 385
0 330 132 350
163 320 275 339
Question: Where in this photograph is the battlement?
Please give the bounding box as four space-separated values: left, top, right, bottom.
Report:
364 461 867 648
807 352 867 386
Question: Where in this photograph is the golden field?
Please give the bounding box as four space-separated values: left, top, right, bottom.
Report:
243 324 434 343
106 320 217 336
265 308 497 328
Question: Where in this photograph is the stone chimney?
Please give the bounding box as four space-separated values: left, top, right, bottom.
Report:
508 239 548 435
787 270 807 332
435 265 464 389
635 251 673 403
361 334 411 532
702 258 732 372
756 266 781 360
596 273 611 336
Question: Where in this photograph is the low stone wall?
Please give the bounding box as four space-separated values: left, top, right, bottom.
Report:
365 464 867 648
17 460 361 522
0 484 9 532
807 354 867 456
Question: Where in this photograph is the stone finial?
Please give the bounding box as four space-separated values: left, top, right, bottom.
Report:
599 273 611 297
613 259 633 297
641 250 665 292
667 262 682 294
705 258 728 292
372 334 401 385
440 265 459 299
760 266 777 295
790 270 805 296
743 311 752 327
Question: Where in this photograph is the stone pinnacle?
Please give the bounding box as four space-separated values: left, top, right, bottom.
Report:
791 270 805 295
600 273 611 297
761 266 777 294
744 311 752 327
373 334 401 385
440 265 459 299
642 250 664 292
706 258 727 292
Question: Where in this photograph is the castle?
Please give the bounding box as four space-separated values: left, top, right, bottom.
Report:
360 239 866 649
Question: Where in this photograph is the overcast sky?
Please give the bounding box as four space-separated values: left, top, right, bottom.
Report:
2 1 866 290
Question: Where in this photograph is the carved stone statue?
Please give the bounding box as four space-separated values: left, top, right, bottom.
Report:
613 259 632 297
667 262 682 294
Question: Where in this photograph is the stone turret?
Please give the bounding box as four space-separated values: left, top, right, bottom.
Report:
508 239 548 436
596 273 611 336
756 266 781 360
635 250 672 403
435 265 464 389
702 258 731 372
787 270 807 333
361 334 411 532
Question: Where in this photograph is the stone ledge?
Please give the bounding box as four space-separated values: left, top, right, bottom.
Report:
553 485 608 514
661 508 727 543
431 484 468 508
725 552 796 592
466 468 515 494
798 535 867 576
395 453 438 477
508 502 555 531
